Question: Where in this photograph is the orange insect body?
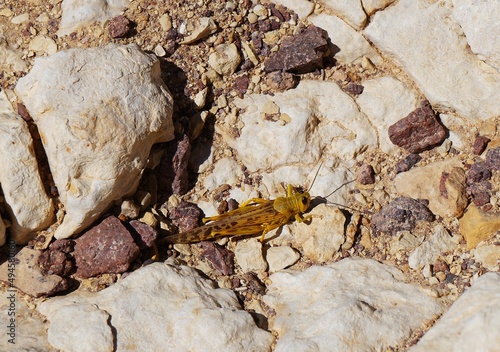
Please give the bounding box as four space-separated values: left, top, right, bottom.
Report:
163 185 317 244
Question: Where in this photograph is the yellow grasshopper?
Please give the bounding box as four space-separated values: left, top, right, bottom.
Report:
162 184 321 244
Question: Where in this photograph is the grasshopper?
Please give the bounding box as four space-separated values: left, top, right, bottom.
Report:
162 184 322 244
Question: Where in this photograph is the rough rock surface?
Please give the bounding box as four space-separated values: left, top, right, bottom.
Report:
0 90 54 244
410 272 500 352
39 262 274 351
264 258 442 351
73 216 140 279
15 43 174 239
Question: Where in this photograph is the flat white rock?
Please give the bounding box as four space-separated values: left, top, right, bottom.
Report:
411 272 500 352
356 76 419 154
452 0 500 71
364 0 500 120
361 0 396 16
264 258 442 351
235 239 268 273
293 204 346 263
271 0 314 19
228 80 377 173
39 262 274 351
0 90 54 244
408 225 456 270
266 246 300 272
15 44 174 239
48 304 113 352
309 13 383 66
319 0 367 29
474 245 500 271
58 0 129 36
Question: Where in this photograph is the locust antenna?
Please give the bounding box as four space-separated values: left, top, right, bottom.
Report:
306 161 324 193
322 179 356 199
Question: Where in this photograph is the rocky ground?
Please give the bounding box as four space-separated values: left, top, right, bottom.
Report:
1 0 500 351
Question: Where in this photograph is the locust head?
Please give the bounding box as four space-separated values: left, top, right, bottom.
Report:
297 192 311 213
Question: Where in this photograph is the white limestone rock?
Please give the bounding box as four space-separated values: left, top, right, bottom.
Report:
202 157 244 191
264 258 442 351
39 262 273 351
58 0 129 36
356 76 419 154
293 204 346 263
0 37 28 72
452 0 500 71
228 80 377 173
48 304 113 352
309 13 383 66
271 0 315 19
361 0 396 16
15 44 174 239
266 246 300 272
235 239 268 273
411 272 500 352
408 225 456 270
0 293 54 351
208 43 241 76
319 0 367 29
364 0 500 120
0 90 55 244
474 245 500 272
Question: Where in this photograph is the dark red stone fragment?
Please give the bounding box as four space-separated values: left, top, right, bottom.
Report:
199 241 235 275
108 15 132 38
356 163 375 185
74 216 140 279
264 25 330 74
473 135 490 155
128 220 158 249
388 101 447 153
395 154 422 173
169 201 203 233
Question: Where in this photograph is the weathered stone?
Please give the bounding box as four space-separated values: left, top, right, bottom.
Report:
265 246 300 272
39 263 274 351
485 147 500 170
408 225 456 270
181 17 218 44
0 247 67 297
169 201 203 233
459 205 500 250
264 71 297 92
474 245 500 271
394 158 467 218
0 90 55 244
199 241 235 275
235 239 267 273
356 163 375 185
108 15 131 38
395 153 421 173
319 0 367 29
264 258 442 351
388 101 447 153
271 0 314 19
74 216 140 279
365 0 500 120
473 135 490 155
293 204 346 263
157 133 191 199
58 0 130 36
264 25 330 74
38 242 75 277
128 219 157 249
15 44 174 239
344 83 364 95
356 76 419 154
371 197 434 236
208 43 241 76
410 272 500 352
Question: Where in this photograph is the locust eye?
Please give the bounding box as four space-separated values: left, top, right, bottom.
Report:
301 197 308 205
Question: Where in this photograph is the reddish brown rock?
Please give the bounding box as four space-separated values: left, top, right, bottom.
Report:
199 241 235 275
157 134 191 200
395 154 422 173
344 83 364 95
128 220 157 249
264 71 297 91
38 239 75 276
108 15 132 38
264 25 330 74
356 163 375 185
486 147 500 170
473 135 490 155
388 101 447 153
371 197 435 236
74 216 140 279
169 201 203 233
